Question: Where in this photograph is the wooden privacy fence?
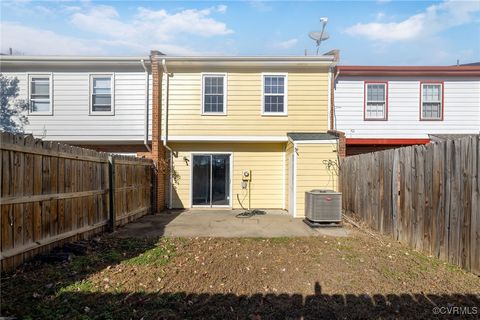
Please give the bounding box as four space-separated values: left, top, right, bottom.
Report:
341 136 479 275
0 132 153 272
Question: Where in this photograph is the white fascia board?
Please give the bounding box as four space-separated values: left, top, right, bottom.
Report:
162 56 336 62
0 56 151 69
161 56 337 68
163 135 289 142
0 56 149 62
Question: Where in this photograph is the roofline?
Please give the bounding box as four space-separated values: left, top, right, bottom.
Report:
0 55 336 63
155 56 337 68
0 56 150 62
336 65 480 77
0 54 337 69
160 55 337 62
0 56 152 69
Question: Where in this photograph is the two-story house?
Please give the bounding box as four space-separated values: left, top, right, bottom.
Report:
0 55 153 153
1 53 342 217
333 65 480 155
151 53 341 217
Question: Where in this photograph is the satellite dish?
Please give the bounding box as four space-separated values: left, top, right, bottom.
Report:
308 17 329 55
309 31 330 45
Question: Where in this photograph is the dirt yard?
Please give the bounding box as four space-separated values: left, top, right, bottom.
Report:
1 223 479 319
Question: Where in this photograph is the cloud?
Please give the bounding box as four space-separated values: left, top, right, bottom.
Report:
248 0 272 12
375 12 385 21
71 5 233 39
0 4 234 55
34 5 54 16
272 38 298 49
0 22 105 55
62 5 82 12
346 0 480 42
69 5 233 49
216 5 227 13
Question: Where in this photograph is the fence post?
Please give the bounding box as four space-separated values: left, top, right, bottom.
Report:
108 155 116 231
151 164 157 214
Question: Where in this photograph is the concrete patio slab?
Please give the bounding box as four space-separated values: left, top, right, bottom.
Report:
114 210 349 238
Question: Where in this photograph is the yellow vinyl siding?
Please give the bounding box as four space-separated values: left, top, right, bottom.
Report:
162 70 329 137
169 142 284 209
295 143 338 218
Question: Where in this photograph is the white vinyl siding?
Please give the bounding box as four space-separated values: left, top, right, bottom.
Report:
421 83 443 120
28 74 52 115
335 76 480 139
202 74 226 115
90 74 114 115
3 71 150 142
262 74 288 115
365 82 387 120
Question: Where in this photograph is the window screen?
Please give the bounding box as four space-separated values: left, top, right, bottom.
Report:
92 76 112 112
203 75 225 113
421 84 442 120
30 76 51 113
263 75 286 114
365 83 386 120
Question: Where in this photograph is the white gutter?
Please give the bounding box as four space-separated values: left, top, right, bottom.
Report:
327 67 332 131
161 58 174 209
0 55 334 62
0 56 149 62
161 59 173 153
159 56 337 68
140 59 151 152
160 56 336 62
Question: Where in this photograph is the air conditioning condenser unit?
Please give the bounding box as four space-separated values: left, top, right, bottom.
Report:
304 189 342 226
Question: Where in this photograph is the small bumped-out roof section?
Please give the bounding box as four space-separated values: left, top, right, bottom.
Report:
287 132 338 141
336 65 480 77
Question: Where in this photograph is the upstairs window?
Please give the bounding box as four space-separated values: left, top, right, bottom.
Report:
29 75 52 115
90 75 114 115
364 82 387 120
421 83 443 120
202 74 226 114
262 74 287 115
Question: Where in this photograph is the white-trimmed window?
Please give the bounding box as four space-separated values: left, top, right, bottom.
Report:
421 83 443 120
262 74 287 115
202 74 226 114
29 74 52 115
90 75 114 115
365 82 387 120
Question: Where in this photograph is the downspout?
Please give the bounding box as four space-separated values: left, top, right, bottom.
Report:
327 66 333 131
332 67 340 131
161 59 173 209
161 59 173 153
140 59 151 152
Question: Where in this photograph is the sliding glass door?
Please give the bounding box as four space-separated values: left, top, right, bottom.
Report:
192 154 230 207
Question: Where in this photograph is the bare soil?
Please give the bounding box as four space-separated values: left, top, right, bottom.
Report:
1 224 479 319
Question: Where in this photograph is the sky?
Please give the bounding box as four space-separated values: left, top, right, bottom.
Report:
0 0 479 65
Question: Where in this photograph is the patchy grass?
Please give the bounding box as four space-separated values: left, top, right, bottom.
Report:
124 240 175 266
1 227 479 320
59 279 96 293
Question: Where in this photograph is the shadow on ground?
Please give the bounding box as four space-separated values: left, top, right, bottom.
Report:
3 283 479 319
1 211 479 319
0 212 182 318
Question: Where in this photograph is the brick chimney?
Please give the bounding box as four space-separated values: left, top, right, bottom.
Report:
150 50 166 212
328 130 346 158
